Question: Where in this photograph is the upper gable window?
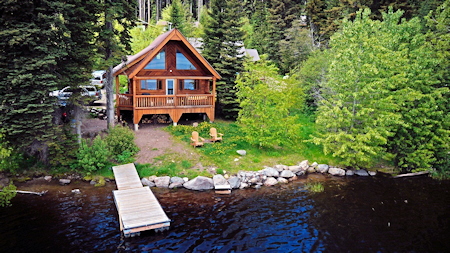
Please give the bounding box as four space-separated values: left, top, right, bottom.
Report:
145 50 166 69
176 50 196 70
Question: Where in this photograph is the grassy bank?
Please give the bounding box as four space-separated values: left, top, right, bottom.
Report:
136 116 342 178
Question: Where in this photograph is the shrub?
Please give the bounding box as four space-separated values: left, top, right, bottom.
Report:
73 136 111 174
104 125 139 160
0 184 17 207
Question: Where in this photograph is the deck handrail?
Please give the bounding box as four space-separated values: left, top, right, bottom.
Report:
118 93 214 108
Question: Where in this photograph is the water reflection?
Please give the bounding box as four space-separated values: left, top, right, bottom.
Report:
0 176 449 252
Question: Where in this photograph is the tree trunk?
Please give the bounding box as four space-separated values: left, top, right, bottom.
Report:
106 66 115 129
74 104 82 143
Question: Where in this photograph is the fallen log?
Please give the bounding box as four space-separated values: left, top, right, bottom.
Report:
393 171 429 178
14 190 48 196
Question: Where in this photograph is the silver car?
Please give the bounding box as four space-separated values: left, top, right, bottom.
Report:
57 85 102 106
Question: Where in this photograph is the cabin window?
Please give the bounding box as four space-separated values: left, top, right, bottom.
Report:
145 50 166 69
141 79 162 90
176 50 196 70
180 79 198 90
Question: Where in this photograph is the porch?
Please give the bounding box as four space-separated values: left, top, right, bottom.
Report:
117 93 215 130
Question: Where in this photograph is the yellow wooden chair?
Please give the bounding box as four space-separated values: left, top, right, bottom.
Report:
190 131 205 147
209 128 223 142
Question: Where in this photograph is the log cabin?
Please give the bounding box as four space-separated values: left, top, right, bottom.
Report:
113 28 221 130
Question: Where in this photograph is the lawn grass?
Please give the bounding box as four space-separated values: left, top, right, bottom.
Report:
160 115 342 177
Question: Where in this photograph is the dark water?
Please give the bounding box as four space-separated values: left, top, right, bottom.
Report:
1 175 449 252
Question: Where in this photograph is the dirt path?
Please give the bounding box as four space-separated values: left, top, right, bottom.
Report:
81 118 200 165
132 123 199 164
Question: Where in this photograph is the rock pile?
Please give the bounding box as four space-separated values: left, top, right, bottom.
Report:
140 160 377 191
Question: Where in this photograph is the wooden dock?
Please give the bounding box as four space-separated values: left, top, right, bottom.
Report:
112 163 170 236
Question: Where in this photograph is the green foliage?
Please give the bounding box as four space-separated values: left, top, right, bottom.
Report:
104 125 140 160
202 0 245 119
266 0 302 70
168 0 187 34
312 8 449 171
0 184 17 207
294 49 330 112
73 136 112 174
279 20 314 73
236 55 303 148
47 127 78 170
130 25 164 54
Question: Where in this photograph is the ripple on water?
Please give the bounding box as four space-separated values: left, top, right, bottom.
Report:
1 177 450 252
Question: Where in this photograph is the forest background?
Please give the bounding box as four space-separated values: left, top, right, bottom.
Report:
0 0 449 190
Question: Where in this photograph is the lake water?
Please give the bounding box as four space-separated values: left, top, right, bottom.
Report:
1 175 449 252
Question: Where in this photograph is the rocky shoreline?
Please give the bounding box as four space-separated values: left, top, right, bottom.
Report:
1 160 377 191
140 160 377 191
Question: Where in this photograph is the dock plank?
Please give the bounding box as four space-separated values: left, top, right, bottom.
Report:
112 163 170 235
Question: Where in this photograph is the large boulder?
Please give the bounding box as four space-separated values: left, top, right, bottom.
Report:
228 176 241 189
288 166 302 173
274 164 288 172
328 167 346 176
346 170 355 176
239 182 249 189
141 178 155 187
154 176 170 188
183 176 214 191
213 174 228 186
277 177 289 184
354 169 369 176
264 177 278 186
298 160 309 170
261 167 279 177
317 164 329 173
280 170 295 178
169 177 185 189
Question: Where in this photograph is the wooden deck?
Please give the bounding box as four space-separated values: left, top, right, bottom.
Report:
112 163 170 236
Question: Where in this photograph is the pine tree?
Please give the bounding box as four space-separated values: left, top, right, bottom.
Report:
202 0 245 119
97 0 137 129
168 0 188 34
266 0 302 71
0 0 67 162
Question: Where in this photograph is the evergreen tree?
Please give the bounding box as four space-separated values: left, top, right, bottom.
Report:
313 8 449 171
202 0 245 119
249 0 270 55
279 20 314 73
168 0 188 34
0 1 67 162
97 0 137 129
266 0 303 71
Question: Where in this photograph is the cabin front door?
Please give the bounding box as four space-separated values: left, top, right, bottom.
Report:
166 79 174 95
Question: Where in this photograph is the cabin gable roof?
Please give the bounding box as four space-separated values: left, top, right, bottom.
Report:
113 29 221 79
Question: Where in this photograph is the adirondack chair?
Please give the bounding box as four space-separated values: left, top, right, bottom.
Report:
190 131 205 147
209 128 223 142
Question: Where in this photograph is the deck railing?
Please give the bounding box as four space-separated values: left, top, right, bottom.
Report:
118 94 213 108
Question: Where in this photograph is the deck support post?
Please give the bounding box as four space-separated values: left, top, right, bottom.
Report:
134 124 139 131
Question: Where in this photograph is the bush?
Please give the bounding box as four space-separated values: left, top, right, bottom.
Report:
73 136 112 174
104 125 139 161
0 184 17 207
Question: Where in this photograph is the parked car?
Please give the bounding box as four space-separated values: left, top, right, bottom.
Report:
57 85 102 106
90 70 106 89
